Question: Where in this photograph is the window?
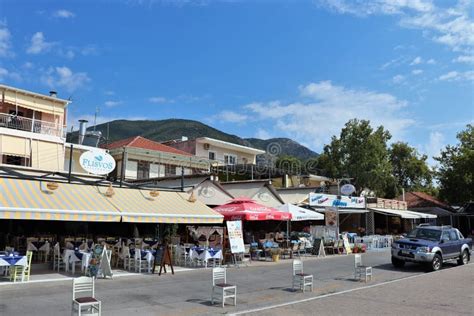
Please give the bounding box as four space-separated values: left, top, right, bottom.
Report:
441 231 450 241
449 230 459 241
137 161 150 180
224 154 237 165
208 151 216 160
165 164 177 176
2 155 30 166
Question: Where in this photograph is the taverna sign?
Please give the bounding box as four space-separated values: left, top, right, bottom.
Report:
79 150 116 175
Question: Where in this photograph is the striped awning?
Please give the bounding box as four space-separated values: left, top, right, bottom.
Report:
0 178 121 222
103 187 223 224
0 178 223 224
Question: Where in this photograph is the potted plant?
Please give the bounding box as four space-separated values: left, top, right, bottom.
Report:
352 245 359 253
271 248 281 262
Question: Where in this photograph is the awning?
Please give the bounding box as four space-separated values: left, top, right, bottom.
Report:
370 208 436 219
104 187 223 224
312 207 368 214
276 203 324 221
0 178 120 222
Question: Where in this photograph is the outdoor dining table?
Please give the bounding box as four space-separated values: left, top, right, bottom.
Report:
0 253 27 279
63 249 92 274
130 249 155 262
188 247 222 267
0 254 27 267
27 241 51 253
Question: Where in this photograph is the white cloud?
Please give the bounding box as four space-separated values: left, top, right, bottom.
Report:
104 100 122 108
318 0 474 53
426 58 436 64
27 32 55 54
0 67 22 82
438 70 474 81
41 66 90 92
412 69 423 75
213 110 248 124
104 90 115 96
53 10 75 18
0 22 13 57
244 81 414 150
255 128 271 139
424 131 445 165
148 96 173 104
392 74 405 84
453 55 474 64
410 56 423 65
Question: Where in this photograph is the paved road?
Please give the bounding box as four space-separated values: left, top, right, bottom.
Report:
235 263 474 316
0 250 471 315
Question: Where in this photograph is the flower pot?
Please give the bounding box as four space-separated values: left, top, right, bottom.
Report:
272 254 280 262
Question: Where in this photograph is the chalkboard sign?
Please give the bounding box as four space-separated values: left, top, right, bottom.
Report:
312 238 325 257
152 245 174 275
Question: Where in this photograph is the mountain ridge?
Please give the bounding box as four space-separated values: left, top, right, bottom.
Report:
67 118 318 160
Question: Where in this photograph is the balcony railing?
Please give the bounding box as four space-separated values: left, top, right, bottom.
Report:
0 112 64 138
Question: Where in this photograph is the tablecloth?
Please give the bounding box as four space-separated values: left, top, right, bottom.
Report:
0 255 27 267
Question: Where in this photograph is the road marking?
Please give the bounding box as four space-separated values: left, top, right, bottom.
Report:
0 267 195 287
228 265 471 316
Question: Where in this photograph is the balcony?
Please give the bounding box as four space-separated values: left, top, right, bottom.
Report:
0 112 65 138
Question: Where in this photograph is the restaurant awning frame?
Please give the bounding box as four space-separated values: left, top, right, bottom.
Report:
370 208 437 219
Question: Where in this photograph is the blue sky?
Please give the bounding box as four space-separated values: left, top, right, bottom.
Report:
0 0 472 163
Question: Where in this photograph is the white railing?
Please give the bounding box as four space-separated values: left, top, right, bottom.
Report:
0 112 64 138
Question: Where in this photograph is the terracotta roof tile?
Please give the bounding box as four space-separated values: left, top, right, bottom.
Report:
104 136 192 156
397 191 451 210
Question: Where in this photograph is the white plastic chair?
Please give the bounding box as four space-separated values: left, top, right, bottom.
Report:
211 267 237 307
354 254 372 282
53 243 65 272
292 259 313 292
71 276 101 315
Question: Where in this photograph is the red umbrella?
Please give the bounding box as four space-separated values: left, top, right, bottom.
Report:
214 197 292 221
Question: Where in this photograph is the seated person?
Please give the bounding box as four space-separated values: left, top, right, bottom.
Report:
275 232 284 243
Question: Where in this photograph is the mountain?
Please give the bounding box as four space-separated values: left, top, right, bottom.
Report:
244 138 318 161
68 119 318 160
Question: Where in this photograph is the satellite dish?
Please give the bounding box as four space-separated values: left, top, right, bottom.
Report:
340 184 356 195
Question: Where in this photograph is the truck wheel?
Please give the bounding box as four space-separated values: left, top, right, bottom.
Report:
391 256 405 268
428 253 442 272
457 249 469 265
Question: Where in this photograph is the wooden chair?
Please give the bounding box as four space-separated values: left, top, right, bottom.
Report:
9 251 33 282
211 267 237 307
292 259 313 292
354 254 372 282
53 243 65 272
71 276 101 315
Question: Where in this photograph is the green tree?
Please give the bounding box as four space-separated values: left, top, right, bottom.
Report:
319 119 397 198
435 124 474 204
275 155 303 175
390 142 433 191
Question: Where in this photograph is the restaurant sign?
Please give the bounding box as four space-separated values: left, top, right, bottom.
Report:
309 193 365 209
226 220 245 254
79 150 116 175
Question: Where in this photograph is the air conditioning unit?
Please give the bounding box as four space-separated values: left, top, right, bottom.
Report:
203 143 210 150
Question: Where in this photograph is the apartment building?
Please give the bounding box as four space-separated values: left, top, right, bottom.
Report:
104 136 210 181
0 84 69 171
164 137 265 166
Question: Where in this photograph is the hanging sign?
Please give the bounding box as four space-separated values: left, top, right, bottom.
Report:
79 150 116 175
325 207 338 227
309 193 365 208
226 220 245 254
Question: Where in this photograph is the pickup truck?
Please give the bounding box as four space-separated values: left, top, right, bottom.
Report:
391 225 472 271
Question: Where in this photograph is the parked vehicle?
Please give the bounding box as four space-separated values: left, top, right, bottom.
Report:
391 225 472 271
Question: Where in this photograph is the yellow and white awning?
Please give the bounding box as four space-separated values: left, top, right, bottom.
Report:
0 178 223 224
0 178 121 222
102 186 223 224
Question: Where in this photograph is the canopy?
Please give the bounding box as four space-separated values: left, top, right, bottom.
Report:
370 208 436 219
276 203 324 221
0 177 120 222
213 197 292 221
311 207 368 214
0 178 224 224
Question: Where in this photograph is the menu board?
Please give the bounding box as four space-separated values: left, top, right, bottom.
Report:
226 220 245 254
